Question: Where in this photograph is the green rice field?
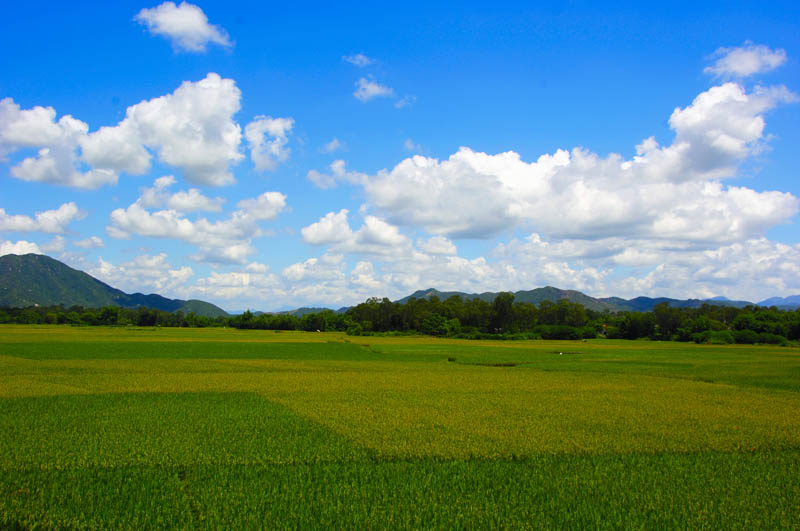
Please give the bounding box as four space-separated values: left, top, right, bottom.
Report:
1 325 799 528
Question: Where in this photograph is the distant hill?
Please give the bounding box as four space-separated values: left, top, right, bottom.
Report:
396 287 755 312
278 307 337 317
757 295 800 310
0 253 228 318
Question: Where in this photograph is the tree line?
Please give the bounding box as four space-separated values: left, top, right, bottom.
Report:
2 294 799 345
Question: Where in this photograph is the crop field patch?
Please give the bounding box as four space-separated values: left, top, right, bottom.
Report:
1 325 799 528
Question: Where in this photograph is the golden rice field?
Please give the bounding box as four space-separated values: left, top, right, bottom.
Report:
1 325 799 528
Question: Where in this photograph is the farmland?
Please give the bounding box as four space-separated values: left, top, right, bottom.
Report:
1 325 799 528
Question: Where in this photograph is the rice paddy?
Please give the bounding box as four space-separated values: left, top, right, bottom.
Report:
1 325 799 528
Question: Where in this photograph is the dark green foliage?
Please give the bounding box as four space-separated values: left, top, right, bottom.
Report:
692 330 735 344
733 329 759 344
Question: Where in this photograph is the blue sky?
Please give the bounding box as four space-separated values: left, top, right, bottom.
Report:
2 1 799 311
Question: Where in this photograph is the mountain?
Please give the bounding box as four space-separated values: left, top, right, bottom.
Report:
757 295 800 309
0 253 228 317
601 296 752 312
278 307 337 317
395 287 616 311
395 287 754 312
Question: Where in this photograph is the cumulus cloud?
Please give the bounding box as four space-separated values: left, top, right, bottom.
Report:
0 240 41 255
193 268 284 301
0 98 118 189
343 53 374 67
282 254 346 283
705 42 787 78
82 73 244 186
599 238 800 301
350 261 383 290
74 236 104 249
89 253 194 296
418 236 457 255
362 82 797 242
280 231 800 306
301 209 352 245
135 1 232 52
107 191 286 264
107 232 800 310
140 176 224 212
307 159 367 189
236 192 287 220
354 77 394 102
245 261 270 273
302 210 414 257
244 116 294 172
2 74 245 188
0 202 84 234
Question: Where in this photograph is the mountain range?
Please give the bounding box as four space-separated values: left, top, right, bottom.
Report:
1 253 798 315
0 254 228 317
396 288 799 312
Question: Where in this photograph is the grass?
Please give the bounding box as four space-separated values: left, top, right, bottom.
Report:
1 325 799 528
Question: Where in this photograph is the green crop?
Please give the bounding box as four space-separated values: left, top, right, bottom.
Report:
1 325 799 528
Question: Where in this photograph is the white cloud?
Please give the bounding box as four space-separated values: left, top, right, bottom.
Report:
302 210 414 257
602 238 800 301
0 98 118 189
0 99 84 154
354 77 394 102
236 192 287 220
307 159 367 189
189 242 255 265
350 261 383 290
282 254 346 283
134 1 232 52
301 209 352 245
362 82 798 241
140 176 225 212
395 95 416 109
41 236 66 253
488 231 800 302
322 137 343 153
418 236 456 255
107 191 286 264
79 120 150 177
244 116 294 172
74 230 800 310
74 236 104 249
83 73 244 186
306 169 336 189
245 261 270 273
705 42 787 78
192 268 284 301
3 74 245 188
343 53 374 67
89 254 193 296
0 202 84 234
0 240 41 255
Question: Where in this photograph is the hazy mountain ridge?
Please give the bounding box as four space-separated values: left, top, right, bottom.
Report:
0 254 228 318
